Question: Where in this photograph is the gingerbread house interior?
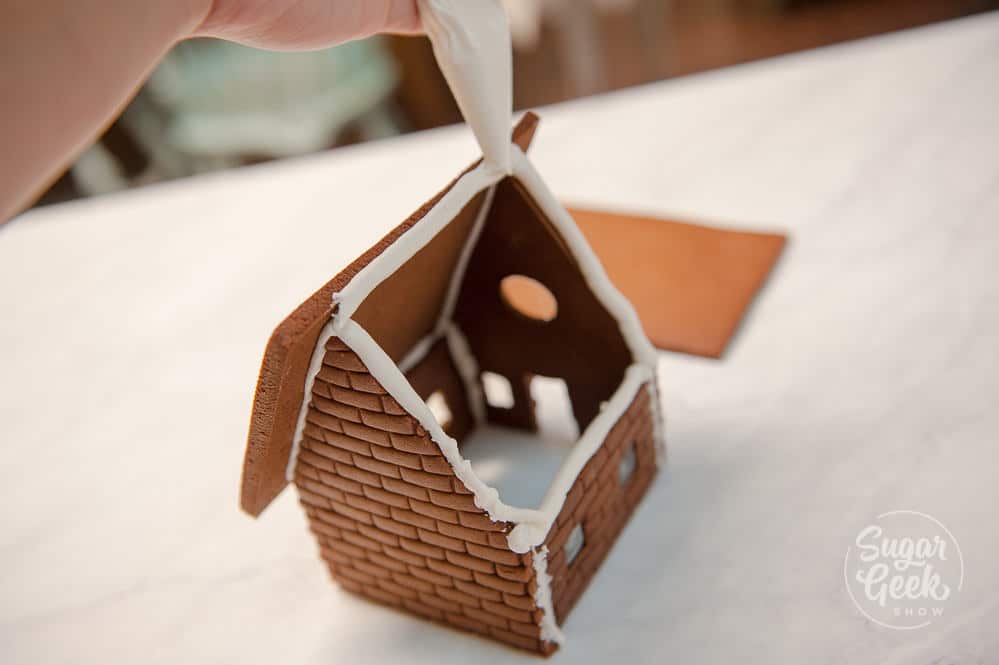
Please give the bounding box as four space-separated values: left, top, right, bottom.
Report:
351 173 636 510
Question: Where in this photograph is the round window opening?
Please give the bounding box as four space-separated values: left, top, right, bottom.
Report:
499 275 558 322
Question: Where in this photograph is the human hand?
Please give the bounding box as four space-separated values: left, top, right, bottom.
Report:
195 0 422 50
1 0 423 221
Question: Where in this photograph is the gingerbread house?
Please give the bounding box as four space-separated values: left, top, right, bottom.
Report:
239 109 666 655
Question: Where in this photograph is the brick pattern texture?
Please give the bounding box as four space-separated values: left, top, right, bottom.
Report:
295 337 552 655
543 386 657 623
293 336 657 656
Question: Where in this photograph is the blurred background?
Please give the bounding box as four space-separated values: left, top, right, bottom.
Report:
36 0 999 208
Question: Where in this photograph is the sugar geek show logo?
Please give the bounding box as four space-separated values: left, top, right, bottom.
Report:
844 510 963 630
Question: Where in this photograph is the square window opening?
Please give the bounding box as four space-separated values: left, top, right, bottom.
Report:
618 441 637 486
565 523 585 566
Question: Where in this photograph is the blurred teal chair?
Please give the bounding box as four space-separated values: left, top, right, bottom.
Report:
74 37 398 194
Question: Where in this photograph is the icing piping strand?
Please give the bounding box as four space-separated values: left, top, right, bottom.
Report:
648 371 667 466
397 333 438 375
443 322 486 425
385 325 490 427
435 183 495 332
532 546 565 645
285 319 336 481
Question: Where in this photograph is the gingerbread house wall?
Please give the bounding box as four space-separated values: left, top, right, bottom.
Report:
542 384 658 623
453 178 634 433
294 336 556 655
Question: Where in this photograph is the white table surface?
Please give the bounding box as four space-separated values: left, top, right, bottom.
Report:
3 13 999 664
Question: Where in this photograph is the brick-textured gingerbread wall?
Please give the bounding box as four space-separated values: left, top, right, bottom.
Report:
294 337 556 655
542 385 658 624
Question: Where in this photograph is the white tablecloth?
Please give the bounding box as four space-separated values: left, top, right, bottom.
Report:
2 13 998 664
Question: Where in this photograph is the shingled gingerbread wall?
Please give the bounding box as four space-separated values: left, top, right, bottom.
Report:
293 336 555 655
542 384 658 623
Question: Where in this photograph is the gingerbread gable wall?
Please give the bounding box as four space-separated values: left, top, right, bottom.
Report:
453 177 633 432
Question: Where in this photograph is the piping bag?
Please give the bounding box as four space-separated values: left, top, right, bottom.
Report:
416 0 786 359
418 0 514 176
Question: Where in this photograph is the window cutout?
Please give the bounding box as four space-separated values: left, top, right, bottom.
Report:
426 391 452 429
482 371 514 409
618 442 637 486
565 523 585 566
530 375 578 444
499 275 558 322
